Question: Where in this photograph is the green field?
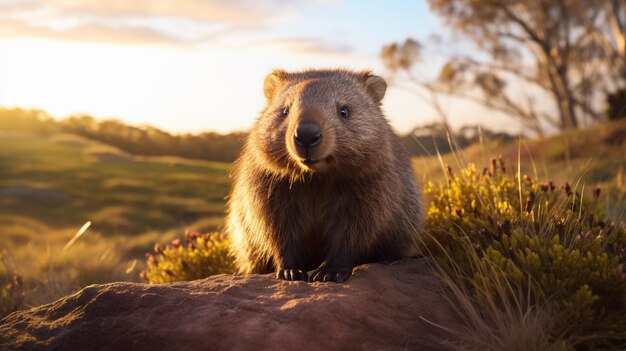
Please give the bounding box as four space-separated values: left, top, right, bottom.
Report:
0 132 231 307
1 120 625 311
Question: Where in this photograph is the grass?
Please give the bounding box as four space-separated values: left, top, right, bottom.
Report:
422 162 626 349
417 120 626 350
0 131 231 309
1 120 625 349
413 120 626 221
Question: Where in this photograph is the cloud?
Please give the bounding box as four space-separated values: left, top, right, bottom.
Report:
0 18 187 45
0 0 303 45
253 37 354 56
0 0 356 60
49 0 299 25
1 0 298 25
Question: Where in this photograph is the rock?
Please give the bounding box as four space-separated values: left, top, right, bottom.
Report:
0 259 461 351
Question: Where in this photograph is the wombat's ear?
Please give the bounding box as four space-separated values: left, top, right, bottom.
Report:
363 74 387 103
263 70 286 102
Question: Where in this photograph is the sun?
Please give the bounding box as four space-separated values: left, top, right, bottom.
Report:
0 37 267 133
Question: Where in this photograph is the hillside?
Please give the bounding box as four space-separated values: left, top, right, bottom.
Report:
0 107 513 162
0 108 246 163
0 119 624 313
0 131 231 308
413 119 626 220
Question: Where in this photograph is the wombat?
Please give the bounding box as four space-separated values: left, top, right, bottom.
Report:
226 69 422 283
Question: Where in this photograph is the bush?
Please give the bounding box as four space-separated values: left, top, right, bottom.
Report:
141 232 235 284
423 158 626 349
141 157 625 349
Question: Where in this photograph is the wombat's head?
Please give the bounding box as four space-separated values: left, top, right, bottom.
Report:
250 69 391 178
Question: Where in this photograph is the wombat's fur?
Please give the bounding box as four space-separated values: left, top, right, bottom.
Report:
226 69 422 282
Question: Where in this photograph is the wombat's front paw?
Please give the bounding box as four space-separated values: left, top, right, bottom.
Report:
276 268 308 281
308 267 352 283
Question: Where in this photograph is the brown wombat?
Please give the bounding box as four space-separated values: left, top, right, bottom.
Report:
226 69 422 283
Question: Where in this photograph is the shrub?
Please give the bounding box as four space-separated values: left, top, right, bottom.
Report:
423 158 626 349
140 157 625 348
141 231 235 284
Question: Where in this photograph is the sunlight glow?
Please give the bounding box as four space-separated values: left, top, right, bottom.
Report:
0 0 517 134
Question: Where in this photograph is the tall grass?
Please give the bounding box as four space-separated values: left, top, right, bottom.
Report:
0 132 230 317
420 128 626 349
136 122 626 349
2 121 625 350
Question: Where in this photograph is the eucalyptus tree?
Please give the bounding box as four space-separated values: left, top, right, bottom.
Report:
383 0 626 134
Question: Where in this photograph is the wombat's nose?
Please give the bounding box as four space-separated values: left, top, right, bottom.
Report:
294 121 322 149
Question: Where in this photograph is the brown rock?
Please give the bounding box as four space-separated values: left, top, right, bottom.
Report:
0 259 461 351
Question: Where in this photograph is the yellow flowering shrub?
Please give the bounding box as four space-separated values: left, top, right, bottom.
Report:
424 157 626 349
142 156 625 348
141 231 235 284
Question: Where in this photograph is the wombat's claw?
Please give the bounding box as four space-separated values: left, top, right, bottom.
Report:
308 267 352 283
276 268 308 281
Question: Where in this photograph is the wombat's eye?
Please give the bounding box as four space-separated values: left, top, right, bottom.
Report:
281 107 289 117
339 106 349 118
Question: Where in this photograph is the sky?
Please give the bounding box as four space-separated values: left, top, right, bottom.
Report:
0 0 521 134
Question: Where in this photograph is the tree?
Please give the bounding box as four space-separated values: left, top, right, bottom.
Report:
384 0 626 134
600 0 626 76
381 38 454 130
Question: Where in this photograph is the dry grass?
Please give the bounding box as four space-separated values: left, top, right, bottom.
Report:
418 120 626 350
0 132 230 314
1 120 624 335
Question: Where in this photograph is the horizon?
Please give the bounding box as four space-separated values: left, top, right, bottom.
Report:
0 0 526 135
0 105 519 137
